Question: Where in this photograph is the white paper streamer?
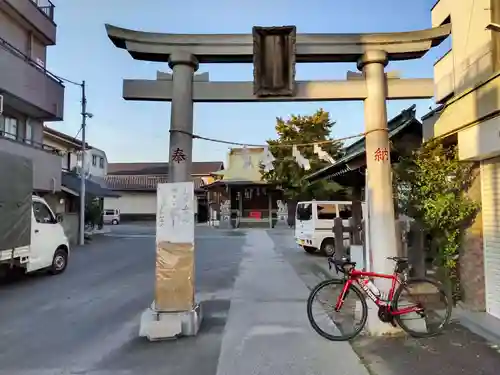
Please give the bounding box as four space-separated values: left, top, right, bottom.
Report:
261 146 276 172
292 145 311 171
314 143 335 164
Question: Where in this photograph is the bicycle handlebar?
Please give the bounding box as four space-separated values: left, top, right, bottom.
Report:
327 257 348 275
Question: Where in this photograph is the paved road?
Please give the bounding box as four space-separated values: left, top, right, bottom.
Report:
0 223 245 375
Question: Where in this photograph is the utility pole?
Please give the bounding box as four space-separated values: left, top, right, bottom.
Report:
79 80 87 246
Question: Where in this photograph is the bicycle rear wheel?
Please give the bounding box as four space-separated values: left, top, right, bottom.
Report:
393 277 452 337
307 279 367 341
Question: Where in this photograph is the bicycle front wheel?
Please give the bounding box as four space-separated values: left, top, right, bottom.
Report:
307 279 367 341
393 277 452 338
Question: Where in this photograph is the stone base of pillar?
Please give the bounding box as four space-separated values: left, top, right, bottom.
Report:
364 302 402 335
139 302 203 341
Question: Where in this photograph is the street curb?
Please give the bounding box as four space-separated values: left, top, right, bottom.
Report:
454 306 500 347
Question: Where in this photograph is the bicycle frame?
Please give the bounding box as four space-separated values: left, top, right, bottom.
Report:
335 269 423 316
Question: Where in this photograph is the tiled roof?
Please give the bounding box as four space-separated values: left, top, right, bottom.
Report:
107 161 224 176
104 175 204 191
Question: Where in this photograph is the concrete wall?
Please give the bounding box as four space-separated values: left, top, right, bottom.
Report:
2 0 56 45
432 0 495 102
430 74 500 160
458 115 500 160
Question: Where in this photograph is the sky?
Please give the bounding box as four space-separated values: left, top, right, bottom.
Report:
45 0 448 163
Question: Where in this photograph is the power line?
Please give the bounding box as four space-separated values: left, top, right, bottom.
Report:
171 127 387 148
54 73 82 87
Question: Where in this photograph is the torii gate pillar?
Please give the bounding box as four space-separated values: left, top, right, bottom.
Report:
358 50 401 334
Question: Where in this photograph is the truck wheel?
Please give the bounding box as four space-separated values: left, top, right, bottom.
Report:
49 248 68 275
320 239 335 257
303 246 316 254
112 219 119 225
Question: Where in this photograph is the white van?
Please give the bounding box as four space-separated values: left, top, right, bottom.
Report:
295 200 365 256
0 195 70 275
103 208 120 225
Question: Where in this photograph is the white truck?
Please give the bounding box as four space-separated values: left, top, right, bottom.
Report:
294 200 366 256
0 152 70 276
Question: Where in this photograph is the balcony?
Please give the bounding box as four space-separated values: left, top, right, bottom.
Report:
0 36 64 120
32 0 55 20
0 132 62 192
1 0 56 45
431 0 450 28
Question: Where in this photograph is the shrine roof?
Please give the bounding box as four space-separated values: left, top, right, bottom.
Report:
305 105 421 183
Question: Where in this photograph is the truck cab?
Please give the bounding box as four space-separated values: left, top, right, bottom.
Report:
295 200 366 256
0 195 70 275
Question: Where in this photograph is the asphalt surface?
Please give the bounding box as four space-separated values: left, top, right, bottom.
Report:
3 224 500 375
0 223 245 375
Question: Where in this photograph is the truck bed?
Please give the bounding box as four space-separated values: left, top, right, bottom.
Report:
0 246 30 263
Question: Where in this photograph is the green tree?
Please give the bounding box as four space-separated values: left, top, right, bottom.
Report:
261 109 346 200
393 138 479 298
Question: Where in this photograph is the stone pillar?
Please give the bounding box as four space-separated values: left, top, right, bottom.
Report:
168 51 199 182
139 52 201 341
358 50 400 334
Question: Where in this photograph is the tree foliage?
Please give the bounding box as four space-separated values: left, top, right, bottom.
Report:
261 109 346 200
393 138 479 298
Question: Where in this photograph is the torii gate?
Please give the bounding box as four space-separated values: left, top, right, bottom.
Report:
105 23 451 340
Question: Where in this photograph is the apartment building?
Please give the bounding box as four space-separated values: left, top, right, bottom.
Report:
0 0 65 192
423 0 500 319
42 126 116 243
43 127 108 181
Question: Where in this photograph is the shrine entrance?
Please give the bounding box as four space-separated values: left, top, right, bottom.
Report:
105 23 451 340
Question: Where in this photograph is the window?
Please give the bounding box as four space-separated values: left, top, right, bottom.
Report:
4 117 18 140
104 209 114 215
33 202 56 224
62 152 70 170
296 203 312 221
99 157 104 169
317 204 337 220
25 119 33 145
338 204 352 219
92 155 97 166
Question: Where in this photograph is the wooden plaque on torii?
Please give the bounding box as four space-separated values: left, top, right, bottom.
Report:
252 26 296 97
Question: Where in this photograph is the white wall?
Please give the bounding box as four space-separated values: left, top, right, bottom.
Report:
70 148 107 178
104 191 199 215
104 192 157 215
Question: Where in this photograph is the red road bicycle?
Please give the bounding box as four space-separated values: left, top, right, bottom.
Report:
307 256 452 341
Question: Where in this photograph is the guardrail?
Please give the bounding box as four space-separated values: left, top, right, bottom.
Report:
0 35 63 85
0 130 63 155
31 0 55 21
